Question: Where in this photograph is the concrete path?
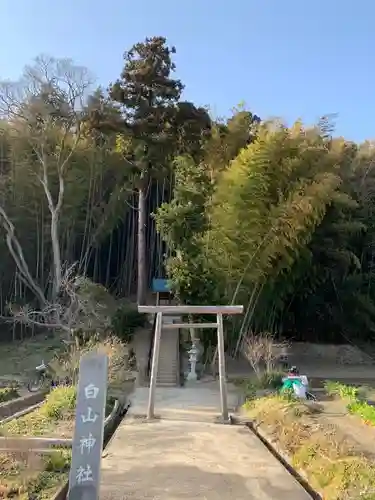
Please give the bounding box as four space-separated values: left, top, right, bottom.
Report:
100 419 309 499
100 386 310 499
127 385 240 422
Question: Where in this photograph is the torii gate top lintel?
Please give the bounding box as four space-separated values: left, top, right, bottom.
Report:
138 305 244 315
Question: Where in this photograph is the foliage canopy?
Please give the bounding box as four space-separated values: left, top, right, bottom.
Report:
0 38 374 346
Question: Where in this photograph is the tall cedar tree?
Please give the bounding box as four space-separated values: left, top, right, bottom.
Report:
109 36 183 304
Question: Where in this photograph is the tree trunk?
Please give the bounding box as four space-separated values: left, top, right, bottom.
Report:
50 212 62 301
137 183 147 305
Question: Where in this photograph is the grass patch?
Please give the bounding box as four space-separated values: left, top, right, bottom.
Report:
0 384 116 497
325 381 375 428
0 385 116 438
0 334 64 379
0 386 77 437
0 448 70 499
232 371 284 399
0 388 20 404
245 394 375 499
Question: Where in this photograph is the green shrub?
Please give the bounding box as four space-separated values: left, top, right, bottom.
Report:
40 386 77 420
258 370 284 389
324 380 360 400
234 370 285 401
347 400 375 426
111 305 147 342
280 387 298 402
44 450 71 472
27 470 67 498
0 387 19 403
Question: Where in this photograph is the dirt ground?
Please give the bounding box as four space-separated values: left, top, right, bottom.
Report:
229 353 375 473
0 449 68 499
318 398 375 458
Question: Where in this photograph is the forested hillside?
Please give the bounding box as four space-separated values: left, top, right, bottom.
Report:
0 36 374 345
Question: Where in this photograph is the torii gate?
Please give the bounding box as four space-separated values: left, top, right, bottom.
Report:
138 305 244 422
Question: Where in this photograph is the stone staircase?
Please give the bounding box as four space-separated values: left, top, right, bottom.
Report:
155 315 180 387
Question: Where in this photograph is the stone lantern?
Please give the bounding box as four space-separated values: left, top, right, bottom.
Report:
187 343 199 381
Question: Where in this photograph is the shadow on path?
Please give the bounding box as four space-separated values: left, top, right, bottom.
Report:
101 463 298 500
100 419 309 500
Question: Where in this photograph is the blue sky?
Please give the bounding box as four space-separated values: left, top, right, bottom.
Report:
0 0 373 142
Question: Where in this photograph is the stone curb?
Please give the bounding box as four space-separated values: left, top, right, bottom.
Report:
0 391 46 419
0 436 72 451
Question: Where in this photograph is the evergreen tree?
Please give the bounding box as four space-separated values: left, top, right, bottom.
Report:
109 36 183 304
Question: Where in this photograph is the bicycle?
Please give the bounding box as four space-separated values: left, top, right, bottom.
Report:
27 339 74 392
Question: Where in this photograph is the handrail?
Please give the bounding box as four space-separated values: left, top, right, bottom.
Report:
176 326 181 386
147 313 157 378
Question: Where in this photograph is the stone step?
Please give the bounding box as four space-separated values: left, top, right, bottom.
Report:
157 373 178 380
149 320 180 388
157 355 178 362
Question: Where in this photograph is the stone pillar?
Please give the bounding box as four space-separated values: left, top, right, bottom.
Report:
187 344 199 381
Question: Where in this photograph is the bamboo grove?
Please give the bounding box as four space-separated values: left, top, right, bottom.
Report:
0 37 374 345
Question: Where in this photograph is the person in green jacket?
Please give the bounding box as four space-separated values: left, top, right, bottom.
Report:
280 366 308 399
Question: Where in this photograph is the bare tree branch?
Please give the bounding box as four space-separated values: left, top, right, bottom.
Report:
0 206 46 306
242 332 288 379
6 262 113 337
0 55 93 302
0 55 108 334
